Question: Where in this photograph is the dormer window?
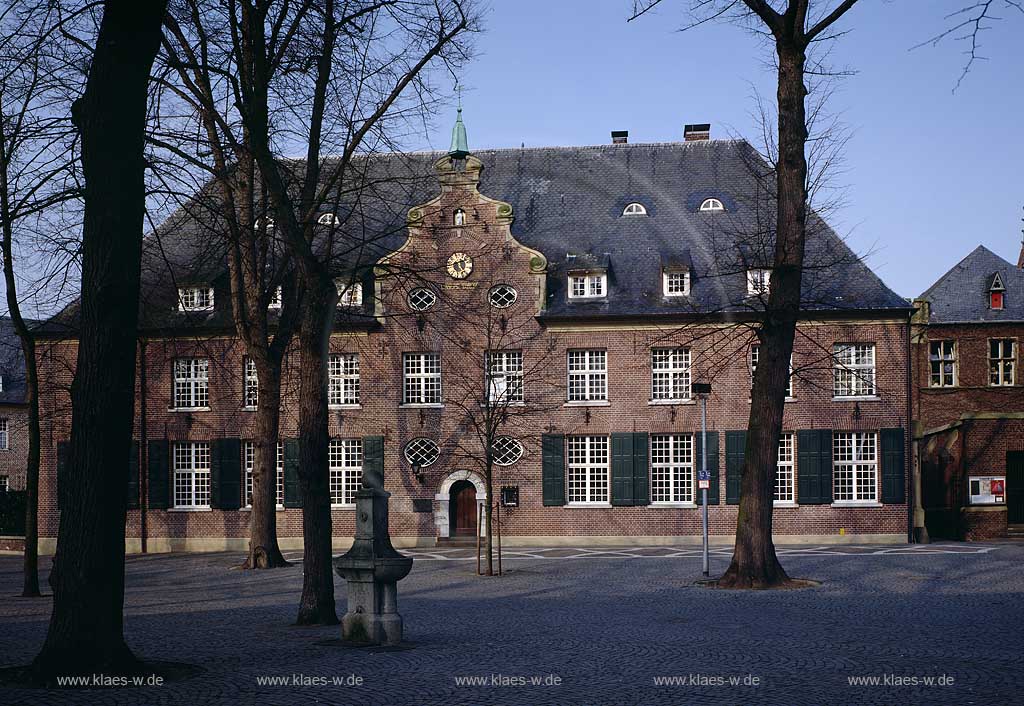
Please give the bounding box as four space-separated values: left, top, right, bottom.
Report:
699 198 724 212
663 270 690 297
454 208 466 226
318 213 337 225
622 202 647 216
746 269 771 296
269 286 282 309
178 286 214 311
568 273 606 299
989 272 1005 310
991 292 1005 310
337 281 363 307
255 216 274 230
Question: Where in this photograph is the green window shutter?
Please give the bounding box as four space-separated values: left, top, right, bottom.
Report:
541 434 565 506
817 429 833 504
127 440 140 510
797 430 832 505
611 433 635 506
696 430 719 504
283 439 301 508
725 431 746 505
362 436 384 490
632 432 649 506
880 428 906 504
211 438 242 510
147 439 170 509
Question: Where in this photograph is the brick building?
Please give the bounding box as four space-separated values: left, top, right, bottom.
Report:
0 317 30 493
913 244 1024 541
34 122 913 553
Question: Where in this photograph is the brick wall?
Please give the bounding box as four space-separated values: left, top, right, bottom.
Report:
0 405 29 491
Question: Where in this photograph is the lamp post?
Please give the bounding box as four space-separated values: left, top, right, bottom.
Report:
692 382 712 578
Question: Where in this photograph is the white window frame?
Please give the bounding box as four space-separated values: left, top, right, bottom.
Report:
662 270 690 297
622 202 647 216
403 353 442 405
650 434 694 504
243 357 259 409
173 358 210 409
832 343 876 398
329 438 363 507
832 432 878 503
0 419 8 451
268 286 282 309
173 442 212 509
567 350 607 402
486 350 524 404
329 353 360 407
751 345 793 399
178 286 214 312
318 212 337 225
492 437 524 466
989 338 1016 387
337 281 363 308
651 348 691 402
929 340 957 388
775 433 795 504
243 441 284 508
746 269 771 296
699 198 724 212
567 435 610 505
568 273 606 299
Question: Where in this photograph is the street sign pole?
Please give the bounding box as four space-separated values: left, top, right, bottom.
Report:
700 392 709 578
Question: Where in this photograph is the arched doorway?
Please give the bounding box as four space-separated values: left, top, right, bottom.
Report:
435 470 487 539
449 480 477 537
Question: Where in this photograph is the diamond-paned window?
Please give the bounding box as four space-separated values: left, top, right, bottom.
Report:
408 288 437 311
492 437 524 466
489 285 518 309
404 438 440 467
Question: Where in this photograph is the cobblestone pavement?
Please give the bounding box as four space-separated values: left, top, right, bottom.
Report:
1 542 1022 705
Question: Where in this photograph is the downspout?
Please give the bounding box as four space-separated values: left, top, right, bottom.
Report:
909 305 929 543
906 315 913 544
139 338 148 554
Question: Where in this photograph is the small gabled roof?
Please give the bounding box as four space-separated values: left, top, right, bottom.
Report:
920 245 1024 323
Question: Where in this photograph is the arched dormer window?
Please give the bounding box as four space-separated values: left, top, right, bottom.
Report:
699 198 724 212
318 213 337 225
622 202 647 216
255 216 275 230
454 208 466 226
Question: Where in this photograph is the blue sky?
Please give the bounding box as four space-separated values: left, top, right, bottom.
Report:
412 0 1024 298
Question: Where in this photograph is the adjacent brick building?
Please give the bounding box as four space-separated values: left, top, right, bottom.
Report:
0 317 29 494
35 123 914 553
913 244 1024 541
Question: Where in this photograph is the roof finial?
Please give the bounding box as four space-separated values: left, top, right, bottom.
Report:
1018 205 1024 269
448 83 469 161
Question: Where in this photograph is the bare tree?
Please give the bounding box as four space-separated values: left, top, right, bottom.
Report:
30 0 167 680
916 1 1023 90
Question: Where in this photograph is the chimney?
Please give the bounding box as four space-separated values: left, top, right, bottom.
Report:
611 130 628 145
684 123 711 142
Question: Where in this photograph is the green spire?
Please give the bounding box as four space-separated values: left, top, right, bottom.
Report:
448 107 469 160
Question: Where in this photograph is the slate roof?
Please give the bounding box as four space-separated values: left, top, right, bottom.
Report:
919 245 1024 323
42 139 909 335
0 317 30 405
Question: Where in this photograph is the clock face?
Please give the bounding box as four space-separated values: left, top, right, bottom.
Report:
446 252 473 279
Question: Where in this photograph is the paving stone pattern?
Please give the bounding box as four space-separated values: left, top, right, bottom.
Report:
1 543 1021 705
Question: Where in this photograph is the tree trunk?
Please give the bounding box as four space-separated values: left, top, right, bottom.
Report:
719 41 808 589
30 0 165 678
484 464 493 576
21 347 41 596
244 360 289 569
295 280 339 625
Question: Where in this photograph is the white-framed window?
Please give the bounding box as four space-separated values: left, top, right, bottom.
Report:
650 434 693 504
662 270 690 297
337 282 363 307
0 374 5 392
243 357 259 409
328 353 360 406
454 208 466 226
567 435 610 504
651 348 690 401
178 286 214 312
492 437 524 466
0 419 8 451
173 442 211 508
329 438 363 506
404 437 440 467
269 286 282 309
929 340 957 388
243 441 284 507
403 353 441 405
622 202 647 216
989 339 1016 386
746 269 771 296
318 212 337 225
173 358 209 409
699 198 724 212
775 433 795 503
751 345 793 398
408 288 437 311
833 432 877 503
486 350 523 403
567 350 607 402
833 344 876 398
568 273 606 299
488 284 518 309
255 216 274 230
0 475 8 492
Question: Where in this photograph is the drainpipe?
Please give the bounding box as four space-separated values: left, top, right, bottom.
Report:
908 307 929 543
139 338 148 554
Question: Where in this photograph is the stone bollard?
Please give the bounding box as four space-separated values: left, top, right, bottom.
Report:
333 442 413 646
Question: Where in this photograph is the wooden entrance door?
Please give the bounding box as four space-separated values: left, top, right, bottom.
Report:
1008 451 1024 525
450 480 477 537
